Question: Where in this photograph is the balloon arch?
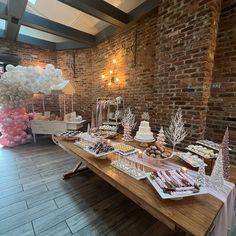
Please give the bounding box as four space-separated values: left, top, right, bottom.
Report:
0 64 63 147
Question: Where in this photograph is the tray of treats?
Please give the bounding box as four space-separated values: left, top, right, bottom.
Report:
196 139 232 151
186 145 218 159
85 142 115 158
99 125 117 132
175 152 207 168
57 131 81 141
146 170 207 199
113 143 138 156
93 130 118 139
144 143 172 160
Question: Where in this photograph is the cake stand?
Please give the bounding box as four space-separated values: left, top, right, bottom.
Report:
134 137 155 147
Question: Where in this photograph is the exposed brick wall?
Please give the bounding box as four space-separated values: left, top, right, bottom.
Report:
57 0 222 149
206 0 236 162
153 0 221 147
56 49 94 121
1 0 235 162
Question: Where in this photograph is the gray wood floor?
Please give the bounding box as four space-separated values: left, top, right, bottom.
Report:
0 137 181 236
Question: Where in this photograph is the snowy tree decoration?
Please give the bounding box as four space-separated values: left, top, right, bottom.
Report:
209 149 224 191
165 108 188 154
141 112 150 121
156 126 167 146
221 127 230 180
196 162 206 187
121 107 136 141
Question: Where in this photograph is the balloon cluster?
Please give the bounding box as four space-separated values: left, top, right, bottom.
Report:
0 108 31 147
0 64 63 147
0 64 63 108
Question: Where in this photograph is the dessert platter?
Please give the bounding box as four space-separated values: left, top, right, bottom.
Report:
186 145 218 159
146 169 207 199
86 141 115 158
196 139 232 151
111 158 146 180
113 143 138 156
57 130 81 141
99 125 117 132
74 132 115 158
175 151 207 168
134 121 155 145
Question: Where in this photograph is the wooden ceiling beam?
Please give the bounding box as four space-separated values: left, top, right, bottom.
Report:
58 0 130 27
22 12 96 46
6 0 28 40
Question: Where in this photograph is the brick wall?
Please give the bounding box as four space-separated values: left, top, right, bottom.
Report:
1 0 235 161
206 0 236 162
57 0 222 149
153 0 221 147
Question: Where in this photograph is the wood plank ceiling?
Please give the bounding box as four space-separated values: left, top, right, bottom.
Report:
0 0 159 50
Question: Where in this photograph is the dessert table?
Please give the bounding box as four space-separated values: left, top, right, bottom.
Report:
53 135 235 236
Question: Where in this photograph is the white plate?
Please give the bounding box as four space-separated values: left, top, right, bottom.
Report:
111 161 146 180
134 137 155 143
115 148 139 156
146 172 208 199
83 148 116 158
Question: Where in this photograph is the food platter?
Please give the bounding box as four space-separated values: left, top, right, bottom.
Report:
146 172 208 199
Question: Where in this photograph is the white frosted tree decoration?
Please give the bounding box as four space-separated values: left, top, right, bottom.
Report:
121 107 136 141
221 127 230 180
209 149 224 191
156 126 167 146
165 108 188 155
141 112 150 121
196 162 206 187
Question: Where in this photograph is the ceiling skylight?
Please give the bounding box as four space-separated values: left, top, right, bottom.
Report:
0 19 6 30
29 0 37 5
19 25 71 43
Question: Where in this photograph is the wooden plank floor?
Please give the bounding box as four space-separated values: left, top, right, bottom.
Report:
0 137 183 236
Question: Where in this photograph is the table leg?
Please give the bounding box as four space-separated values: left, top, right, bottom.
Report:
33 133 36 144
63 162 89 179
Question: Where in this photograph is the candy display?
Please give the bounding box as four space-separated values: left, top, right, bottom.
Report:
146 169 207 199
114 143 137 155
145 143 172 159
88 142 115 157
57 131 81 140
99 125 117 131
111 158 146 180
175 152 206 168
186 145 218 159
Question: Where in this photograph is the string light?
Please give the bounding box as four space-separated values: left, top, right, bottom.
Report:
115 78 119 82
109 70 113 74
101 74 105 79
108 82 112 86
112 59 116 63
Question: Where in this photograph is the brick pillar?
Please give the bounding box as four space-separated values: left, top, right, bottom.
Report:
153 0 221 146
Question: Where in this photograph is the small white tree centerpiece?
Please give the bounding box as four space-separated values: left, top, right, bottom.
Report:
165 108 188 155
121 107 136 141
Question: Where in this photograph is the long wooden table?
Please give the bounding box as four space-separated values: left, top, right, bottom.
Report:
54 136 223 236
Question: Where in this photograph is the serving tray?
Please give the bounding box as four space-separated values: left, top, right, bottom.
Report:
146 172 208 199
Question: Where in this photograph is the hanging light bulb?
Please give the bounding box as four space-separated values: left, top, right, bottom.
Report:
108 82 112 86
115 78 119 82
101 74 105 79
112 59 116 63
109 70 113 74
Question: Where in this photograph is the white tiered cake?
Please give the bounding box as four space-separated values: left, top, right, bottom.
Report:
135 121 154 141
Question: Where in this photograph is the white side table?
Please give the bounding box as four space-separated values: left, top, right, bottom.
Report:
30 120 86 143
